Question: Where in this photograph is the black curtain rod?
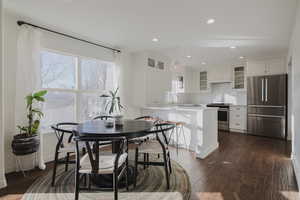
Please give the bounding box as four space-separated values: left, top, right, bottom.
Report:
17 20 121 53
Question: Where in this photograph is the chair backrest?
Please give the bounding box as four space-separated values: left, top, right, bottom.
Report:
148 123 176 146
73 131 127 173
51 122 79 148
93 115 114 120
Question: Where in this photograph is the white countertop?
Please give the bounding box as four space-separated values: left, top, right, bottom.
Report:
143 104 218 111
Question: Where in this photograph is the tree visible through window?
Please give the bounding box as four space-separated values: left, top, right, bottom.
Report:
40 50 115 132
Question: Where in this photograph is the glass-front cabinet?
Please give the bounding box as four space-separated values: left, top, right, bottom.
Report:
200 71 208 91
233 66 245 90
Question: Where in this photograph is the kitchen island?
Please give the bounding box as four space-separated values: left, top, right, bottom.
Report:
141 105 218 159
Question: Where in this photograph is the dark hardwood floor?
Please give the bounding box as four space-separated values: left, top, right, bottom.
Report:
0 131 298 200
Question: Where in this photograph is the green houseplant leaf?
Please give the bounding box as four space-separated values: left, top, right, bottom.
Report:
17 90 47 137
105 87 124 115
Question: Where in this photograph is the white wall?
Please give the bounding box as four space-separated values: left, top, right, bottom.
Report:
289 0 300 188
132 51 172 107
0 0 7 189
3 10 137 173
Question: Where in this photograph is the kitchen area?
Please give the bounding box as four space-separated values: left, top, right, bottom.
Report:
133 51 288 159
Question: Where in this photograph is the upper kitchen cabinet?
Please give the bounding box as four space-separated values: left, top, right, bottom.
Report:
233 66 246 90
247 58 286 77
200 71 208 91
208 64 232 83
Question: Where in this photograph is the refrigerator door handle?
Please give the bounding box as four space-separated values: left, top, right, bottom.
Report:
265 78 268 102
261 78 264 102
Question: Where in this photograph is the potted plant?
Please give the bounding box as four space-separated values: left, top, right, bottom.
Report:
12 90 47 156
105 87 124 126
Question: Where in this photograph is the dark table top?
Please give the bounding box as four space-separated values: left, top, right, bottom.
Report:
76 119 154 139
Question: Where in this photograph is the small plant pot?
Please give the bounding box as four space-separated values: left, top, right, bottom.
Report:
11 134 40 156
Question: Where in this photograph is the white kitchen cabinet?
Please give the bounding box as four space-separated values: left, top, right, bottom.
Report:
208 65 232 83
265 59 286 75
229 105 247 133
247 61 266 76
232 66 246 90
200 71 208 91
247 59 286 77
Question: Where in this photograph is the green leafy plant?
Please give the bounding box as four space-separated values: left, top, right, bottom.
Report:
105 87 124 115
17 90 47 137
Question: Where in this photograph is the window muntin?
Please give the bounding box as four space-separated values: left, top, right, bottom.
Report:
40 50 114 132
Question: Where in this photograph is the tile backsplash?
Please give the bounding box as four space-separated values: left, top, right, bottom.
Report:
176 83 247 105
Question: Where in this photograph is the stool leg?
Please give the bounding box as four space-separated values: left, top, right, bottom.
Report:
176 126 179 155
168 128 174 144
181 125 187 149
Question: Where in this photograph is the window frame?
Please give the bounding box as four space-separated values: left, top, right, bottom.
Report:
40 48 114 133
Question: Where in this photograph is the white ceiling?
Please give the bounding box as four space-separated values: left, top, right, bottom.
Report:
4 0 298 66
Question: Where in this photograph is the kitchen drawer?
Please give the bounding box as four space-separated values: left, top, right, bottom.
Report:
230 112 243 120
230 118 246 129
230 106 247 113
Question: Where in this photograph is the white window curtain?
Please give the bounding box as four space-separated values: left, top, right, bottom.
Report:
113 53 121 89
15 25 45 170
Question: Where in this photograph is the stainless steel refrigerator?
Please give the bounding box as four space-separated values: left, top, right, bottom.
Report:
247 74 287 139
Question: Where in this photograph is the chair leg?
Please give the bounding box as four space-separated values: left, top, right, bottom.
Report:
113 172 118 200
134 148 139 188
51 151 59 187
65 152 70 172
168 152 172 174
143 153 146 169
146 153 150 168
83 174 87 187
163 151 170 189
88 174 92 190
126 159 129 191
74 170 80 200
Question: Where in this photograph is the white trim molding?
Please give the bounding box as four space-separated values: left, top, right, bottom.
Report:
0 171 7 188
292 154 300 190
0 0 7 189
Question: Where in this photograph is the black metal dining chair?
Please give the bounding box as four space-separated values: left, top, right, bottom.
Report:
134 116 161 169
51 122 79 186
134 122 175 189
73 131 128 200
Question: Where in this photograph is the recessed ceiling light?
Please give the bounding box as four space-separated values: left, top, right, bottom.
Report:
201 62 207 65
230 46 237 49
239 56 245 59
152 38 159 42
186 55 192 58
206 18 215 24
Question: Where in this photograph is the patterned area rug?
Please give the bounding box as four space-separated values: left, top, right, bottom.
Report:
22 159 191 200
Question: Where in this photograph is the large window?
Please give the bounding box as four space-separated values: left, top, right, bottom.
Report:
40 50 115 132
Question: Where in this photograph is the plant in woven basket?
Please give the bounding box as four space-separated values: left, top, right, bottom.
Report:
12 90 47 156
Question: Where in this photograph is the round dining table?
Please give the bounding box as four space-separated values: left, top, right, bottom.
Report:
75 119 154 188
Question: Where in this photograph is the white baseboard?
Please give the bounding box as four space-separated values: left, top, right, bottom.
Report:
0 175 7 189
196 142 219 159
292 155 300 190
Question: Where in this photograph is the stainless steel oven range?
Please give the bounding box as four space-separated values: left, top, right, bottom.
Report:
207 103 230 131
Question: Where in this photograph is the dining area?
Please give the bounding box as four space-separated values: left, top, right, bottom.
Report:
30 115 191 200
